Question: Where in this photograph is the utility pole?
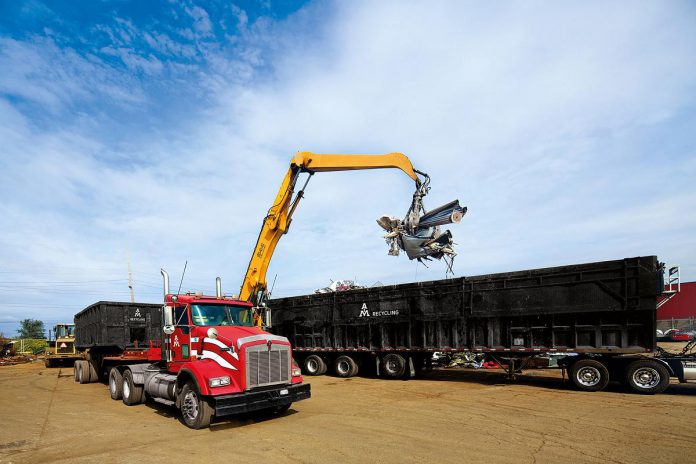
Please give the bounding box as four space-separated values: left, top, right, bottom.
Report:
127 250 135 303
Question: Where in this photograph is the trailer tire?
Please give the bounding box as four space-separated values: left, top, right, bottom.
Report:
180 382 214 429
381 354 407 378
334 355 358 378
303 355 327 376
87 361 98 383
122 369 145 406
624 359 670 395
73 362 80 382
77 360 91 384
570 359 609 392
109 368 123 400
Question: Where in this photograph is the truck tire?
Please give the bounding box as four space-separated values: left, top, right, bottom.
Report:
570 359 609 392
109 368 123 400
122 369 145 406
624 359 670 395
381 354 407 378
180 382 214 429
74 362 80 382
334 355 358 378
77 360 91 384
304 355 327 376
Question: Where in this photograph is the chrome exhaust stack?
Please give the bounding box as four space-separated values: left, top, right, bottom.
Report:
216 277 222 298
161 269 170 297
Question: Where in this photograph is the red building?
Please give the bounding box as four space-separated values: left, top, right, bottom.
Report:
657 281 696 331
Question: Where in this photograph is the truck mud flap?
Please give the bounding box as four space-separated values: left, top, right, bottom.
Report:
213 383 311 418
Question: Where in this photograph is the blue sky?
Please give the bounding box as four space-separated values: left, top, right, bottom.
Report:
1 1 695 337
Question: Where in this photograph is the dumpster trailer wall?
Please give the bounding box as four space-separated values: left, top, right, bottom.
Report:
270 256 661 354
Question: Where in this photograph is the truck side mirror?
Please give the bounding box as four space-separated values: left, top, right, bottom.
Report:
163 305 175 335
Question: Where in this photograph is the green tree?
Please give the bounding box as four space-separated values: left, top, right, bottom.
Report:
17 319 45 339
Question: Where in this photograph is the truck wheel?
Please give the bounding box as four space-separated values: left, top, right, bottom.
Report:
180 382 214 429
109 368 123 400
624 359 670 395
570 359 609 392
303 355 326 376
334 355 358 378
122 370 145 406
381 354 406 378
77 360 91 384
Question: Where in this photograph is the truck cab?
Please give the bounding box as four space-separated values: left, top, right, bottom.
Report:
109 276 310 429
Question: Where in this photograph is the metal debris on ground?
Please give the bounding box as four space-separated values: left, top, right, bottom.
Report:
377 173 466 270
314 279 365 294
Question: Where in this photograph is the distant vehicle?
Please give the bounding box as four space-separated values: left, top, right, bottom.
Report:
45 323 82 367
658 328 695 342
670 332 692 342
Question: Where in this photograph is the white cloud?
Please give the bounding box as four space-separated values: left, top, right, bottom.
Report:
1 0 695 330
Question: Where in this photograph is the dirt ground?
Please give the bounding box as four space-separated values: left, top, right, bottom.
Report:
1 359 695 464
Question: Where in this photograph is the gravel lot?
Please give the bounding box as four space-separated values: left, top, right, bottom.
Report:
1 359 695 464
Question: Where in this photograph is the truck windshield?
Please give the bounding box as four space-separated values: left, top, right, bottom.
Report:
190 304 254 327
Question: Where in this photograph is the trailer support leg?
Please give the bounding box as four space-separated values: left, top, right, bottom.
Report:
408 357 416 378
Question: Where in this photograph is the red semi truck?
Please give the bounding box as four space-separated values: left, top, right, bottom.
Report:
74 272 310 429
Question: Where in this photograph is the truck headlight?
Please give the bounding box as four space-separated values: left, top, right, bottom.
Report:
208 376 231 387
292 367 302 377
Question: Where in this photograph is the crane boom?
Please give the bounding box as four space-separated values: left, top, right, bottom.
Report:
239 152 425 307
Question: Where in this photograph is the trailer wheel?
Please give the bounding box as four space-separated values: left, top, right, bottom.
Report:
73 362 80 382
87 361 98 383
122 370 145 406
334 355 358 377
570 359 609 392
381 354 407 378
180 382 214 429
109 368 123 400
624 359 670 395
77 360 91 384
303 355 327 376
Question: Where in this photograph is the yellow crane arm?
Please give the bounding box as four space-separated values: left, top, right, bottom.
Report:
239 151 423 306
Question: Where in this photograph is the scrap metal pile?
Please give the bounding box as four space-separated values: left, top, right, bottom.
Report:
314 279 365 294
377 173 466 269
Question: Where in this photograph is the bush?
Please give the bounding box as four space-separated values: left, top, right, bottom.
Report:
17 339 47 355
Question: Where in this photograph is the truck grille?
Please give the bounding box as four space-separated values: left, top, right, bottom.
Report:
245 344 290 389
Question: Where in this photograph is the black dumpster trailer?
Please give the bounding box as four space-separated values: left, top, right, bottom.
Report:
270 256 694 394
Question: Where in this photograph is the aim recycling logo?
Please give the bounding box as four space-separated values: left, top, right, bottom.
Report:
129 307 146 323
358 303 399 318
